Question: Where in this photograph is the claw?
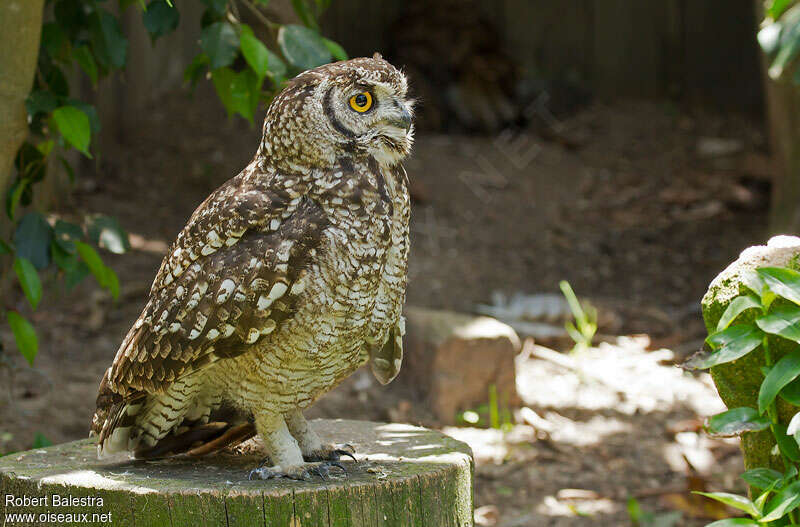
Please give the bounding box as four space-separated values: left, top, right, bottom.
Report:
304 443 358 463
332 449 357 462
247 461 347 482
309 461 347 480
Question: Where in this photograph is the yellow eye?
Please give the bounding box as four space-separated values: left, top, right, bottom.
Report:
349 92 373 112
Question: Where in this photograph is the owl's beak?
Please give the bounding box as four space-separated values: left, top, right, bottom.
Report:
386 105 412 131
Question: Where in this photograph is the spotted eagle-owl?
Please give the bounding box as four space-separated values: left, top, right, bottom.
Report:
90 55 413 480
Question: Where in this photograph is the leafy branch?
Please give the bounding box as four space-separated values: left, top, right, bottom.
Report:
3 0 346 367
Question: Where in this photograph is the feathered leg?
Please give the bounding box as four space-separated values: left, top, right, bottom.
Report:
285 409 356 462
248 412 345 481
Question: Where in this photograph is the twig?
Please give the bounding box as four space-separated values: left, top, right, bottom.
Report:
237 0 280 32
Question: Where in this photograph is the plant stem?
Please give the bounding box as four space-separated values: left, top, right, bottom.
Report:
764 336 800 526
238 0 280 33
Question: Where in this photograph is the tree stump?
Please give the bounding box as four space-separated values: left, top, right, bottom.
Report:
0 419 474 527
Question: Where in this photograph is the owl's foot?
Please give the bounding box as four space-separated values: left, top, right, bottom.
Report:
303 443 357 463
248 461 347 481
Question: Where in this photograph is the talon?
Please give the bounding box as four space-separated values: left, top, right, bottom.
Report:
249 467 278 480
328 461 347 474
333 449 357 462
304 443 358 462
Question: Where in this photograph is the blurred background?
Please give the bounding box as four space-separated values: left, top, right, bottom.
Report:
1 0 797 525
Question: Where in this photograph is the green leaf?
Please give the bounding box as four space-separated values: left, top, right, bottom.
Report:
781 377 800 405
65 100 101 135
54 220 84 253
200 21 239 70
265 49 287 81
75 241 119 300
58 155 76 183
706 407 770 436
694 325 763 369
743 269 769 297
37 140 54 158
41 22 71 62
105 267 120 301
200 0 227 16
759 267 800 305
143 0 180 41
717 294 762 331
6 178 30 221
693 492 760 517
13 258 42 310
55 0 89 40
240 25 270 79
14 212 53 269
770 0 795 19
211 67 261 121
87 215 129 254
14 141 46 182
43 63 69 98
770 19 800 79
741 468 785 490
774 422 800 462
90 9 128 70
626 497 643 522
278 24 332 71
7 311 38 366
73 45 99 85
52 106 92 157
759 349 800 414
704 520 758 526
762 480 800 521
290 0 319 30
322 37 348 61
25 90 58 117
31 433 52 449
757 305 800 343
184 53 209 87
53 243 89 290
64 261 90 291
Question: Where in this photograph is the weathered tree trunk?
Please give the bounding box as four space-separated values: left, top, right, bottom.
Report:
0 419 475 526
764 78 800 233
0 0 44 202
756 0 800 233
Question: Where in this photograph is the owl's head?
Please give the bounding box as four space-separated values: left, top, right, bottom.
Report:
260 55 414 170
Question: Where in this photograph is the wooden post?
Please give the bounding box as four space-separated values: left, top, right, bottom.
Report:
0 419 474 526
755 0 800 234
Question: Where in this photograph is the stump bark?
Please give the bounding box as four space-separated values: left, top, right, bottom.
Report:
0 419 474 527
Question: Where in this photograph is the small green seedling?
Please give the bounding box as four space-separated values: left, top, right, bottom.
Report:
559 280 597 354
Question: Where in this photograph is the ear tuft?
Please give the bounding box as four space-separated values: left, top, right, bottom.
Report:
373 52 383 61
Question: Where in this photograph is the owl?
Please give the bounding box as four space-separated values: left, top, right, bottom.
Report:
90 55 413 480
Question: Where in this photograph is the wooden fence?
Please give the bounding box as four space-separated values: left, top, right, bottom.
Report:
89 0 764 145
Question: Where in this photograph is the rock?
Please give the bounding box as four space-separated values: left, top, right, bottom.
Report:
696 137 744 158
402 306 521 424
701 235 800 473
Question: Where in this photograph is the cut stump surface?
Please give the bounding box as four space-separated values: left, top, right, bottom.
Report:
0 419 474 527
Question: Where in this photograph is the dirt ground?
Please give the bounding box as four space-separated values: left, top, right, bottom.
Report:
0 91 773 525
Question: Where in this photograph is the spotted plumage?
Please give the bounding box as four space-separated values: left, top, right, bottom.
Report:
90 55 413 478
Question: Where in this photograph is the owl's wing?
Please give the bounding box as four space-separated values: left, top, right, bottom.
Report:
105 171 325 396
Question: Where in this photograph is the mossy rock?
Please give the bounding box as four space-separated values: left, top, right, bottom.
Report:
701 236 800 472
